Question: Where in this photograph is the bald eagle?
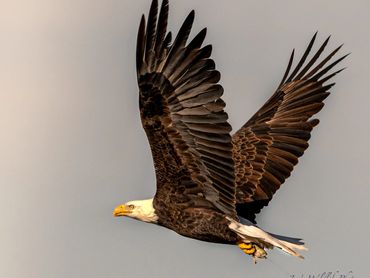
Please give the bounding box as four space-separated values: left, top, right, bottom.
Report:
113 0 347 263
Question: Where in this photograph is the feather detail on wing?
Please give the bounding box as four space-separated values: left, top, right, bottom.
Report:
233 33 348 222
137 0 236 217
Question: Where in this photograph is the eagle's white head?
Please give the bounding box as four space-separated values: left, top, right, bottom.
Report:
113 198 158 223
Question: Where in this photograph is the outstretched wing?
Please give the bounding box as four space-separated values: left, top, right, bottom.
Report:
137 0 236 217
233 33 347 222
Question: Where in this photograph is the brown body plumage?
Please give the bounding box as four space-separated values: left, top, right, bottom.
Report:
114 0 347 260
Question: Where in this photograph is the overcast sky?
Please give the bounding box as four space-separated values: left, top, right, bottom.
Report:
1 0 370 277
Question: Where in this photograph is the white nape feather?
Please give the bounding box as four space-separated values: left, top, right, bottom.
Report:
126 198 159 223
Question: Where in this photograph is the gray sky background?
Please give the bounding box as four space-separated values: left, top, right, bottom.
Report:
1 0 370 277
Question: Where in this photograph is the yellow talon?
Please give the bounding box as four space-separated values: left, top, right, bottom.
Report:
238 242 256 255
244 247 256 255
238 241 267 263
238 242 252 249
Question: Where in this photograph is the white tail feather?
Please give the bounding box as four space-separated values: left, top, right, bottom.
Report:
227 217 306 258
278 239 307 252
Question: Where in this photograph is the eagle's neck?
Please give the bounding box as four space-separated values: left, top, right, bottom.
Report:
130 198 159 223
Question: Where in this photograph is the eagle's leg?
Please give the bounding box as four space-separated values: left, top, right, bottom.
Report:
237 241 267 264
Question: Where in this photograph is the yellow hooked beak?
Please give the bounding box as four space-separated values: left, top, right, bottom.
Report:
113 204 132 217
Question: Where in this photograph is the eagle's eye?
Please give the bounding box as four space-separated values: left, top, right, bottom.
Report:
128 204 135 209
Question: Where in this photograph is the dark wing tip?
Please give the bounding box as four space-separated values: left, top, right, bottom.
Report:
183 10 195 28
312 31 318 40
186 27 207 50
279 49 295 86
286 32 318 82
170 8 195 50
309 118 320 127
136 14 147 77
185 9 195 28
149 0 159 11
280 34 348 88
312 53 349 81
